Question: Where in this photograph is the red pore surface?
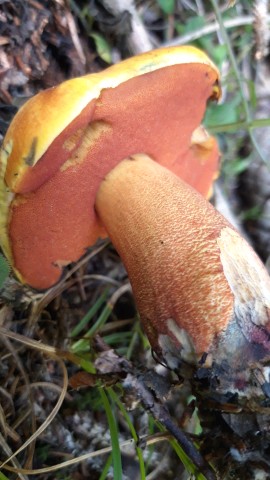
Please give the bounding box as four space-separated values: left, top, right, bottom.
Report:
9 63 218 289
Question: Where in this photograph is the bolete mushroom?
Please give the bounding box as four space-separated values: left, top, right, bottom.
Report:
1 46 270 404
0 46 220 289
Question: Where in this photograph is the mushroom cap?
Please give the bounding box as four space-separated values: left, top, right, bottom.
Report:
0 46 221 289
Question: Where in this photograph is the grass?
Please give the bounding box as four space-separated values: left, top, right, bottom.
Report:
0 254 10 288
99 388 123 480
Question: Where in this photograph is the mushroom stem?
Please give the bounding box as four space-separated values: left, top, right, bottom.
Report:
95 154 270 381
95 153 232 357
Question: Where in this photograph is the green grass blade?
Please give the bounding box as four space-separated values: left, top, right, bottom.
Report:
71 303 112 354
0 255 10 289
70 289 109 338
157 421 208 479
0 472 10 480
208 117 270 134
98 453 112 480
170 438 208 480
99 388 122 480
109 388 146 479
210 0 269 165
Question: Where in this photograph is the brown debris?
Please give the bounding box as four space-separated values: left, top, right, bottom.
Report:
0 0 96 139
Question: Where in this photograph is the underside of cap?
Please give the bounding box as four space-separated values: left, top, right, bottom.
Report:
0 47 221 289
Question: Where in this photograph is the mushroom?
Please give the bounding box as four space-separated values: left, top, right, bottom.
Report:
1 46 270 403
0 46 220 289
